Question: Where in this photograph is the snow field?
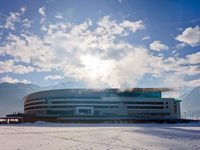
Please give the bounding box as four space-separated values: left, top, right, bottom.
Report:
0 122 200 150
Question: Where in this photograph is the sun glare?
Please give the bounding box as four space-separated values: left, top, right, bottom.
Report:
81 55 102 71
80 55 111 80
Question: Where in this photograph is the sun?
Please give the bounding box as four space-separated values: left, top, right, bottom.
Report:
81 55 102 70
80 55 111 80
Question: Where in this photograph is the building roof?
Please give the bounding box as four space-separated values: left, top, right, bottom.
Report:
119 88 171 92
24 88 172 101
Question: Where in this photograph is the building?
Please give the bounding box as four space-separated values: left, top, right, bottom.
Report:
23 88 181 122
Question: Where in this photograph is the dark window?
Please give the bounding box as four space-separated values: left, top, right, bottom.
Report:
124 102 164 105
94 106 118 109
127 106 164 109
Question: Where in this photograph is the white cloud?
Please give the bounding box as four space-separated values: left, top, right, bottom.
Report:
164 73 200 89
96 16 123 35
95 16 145 38
176 42 187 49
0 60 14 73
0 14 199 90
3 33 53 70
0 7 31 31
38 6 46 24
22 18 31 28
106 47 150 87
38 6 45 17
149 40 169 51
120 20 145 32
186 51 200 64
148 52 200 90
4 12 21 30
171 50 176 54
184 66 200 75
163 73 186 88
13 65 34 74
40 17 147 87
20 6 26 14
0 76 31 84
0 59 34 74
187 78 200 87
55 12 63 19
44 75 64 80
63 47 150 88
42 22 71 33
142 36 150 40
175 26 200 47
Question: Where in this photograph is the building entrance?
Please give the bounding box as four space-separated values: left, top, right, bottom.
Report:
75 107 94 116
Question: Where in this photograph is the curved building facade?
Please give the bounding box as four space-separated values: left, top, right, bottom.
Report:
24 88 181 122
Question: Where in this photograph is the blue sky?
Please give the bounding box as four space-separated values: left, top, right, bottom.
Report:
0 0 200 96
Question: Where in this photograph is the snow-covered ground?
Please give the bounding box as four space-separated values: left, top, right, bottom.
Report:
0 122 200 150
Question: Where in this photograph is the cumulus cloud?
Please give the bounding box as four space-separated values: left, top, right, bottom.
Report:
0 60 14 73
13 65 34 74
45 75 64 80
163 73 200 89
0 59 34 74
0 76 31 84
149 40 169 51
120 20 145 32
175 26 200 47
0 12 199 90
38 6 45 17
96 16 123 36
186 51 200 64
3 33 53 70
63 47 150 88
150 55 199 76
0 15 148 87
183 65 200 76
148 53 200 89
106 47 150 87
